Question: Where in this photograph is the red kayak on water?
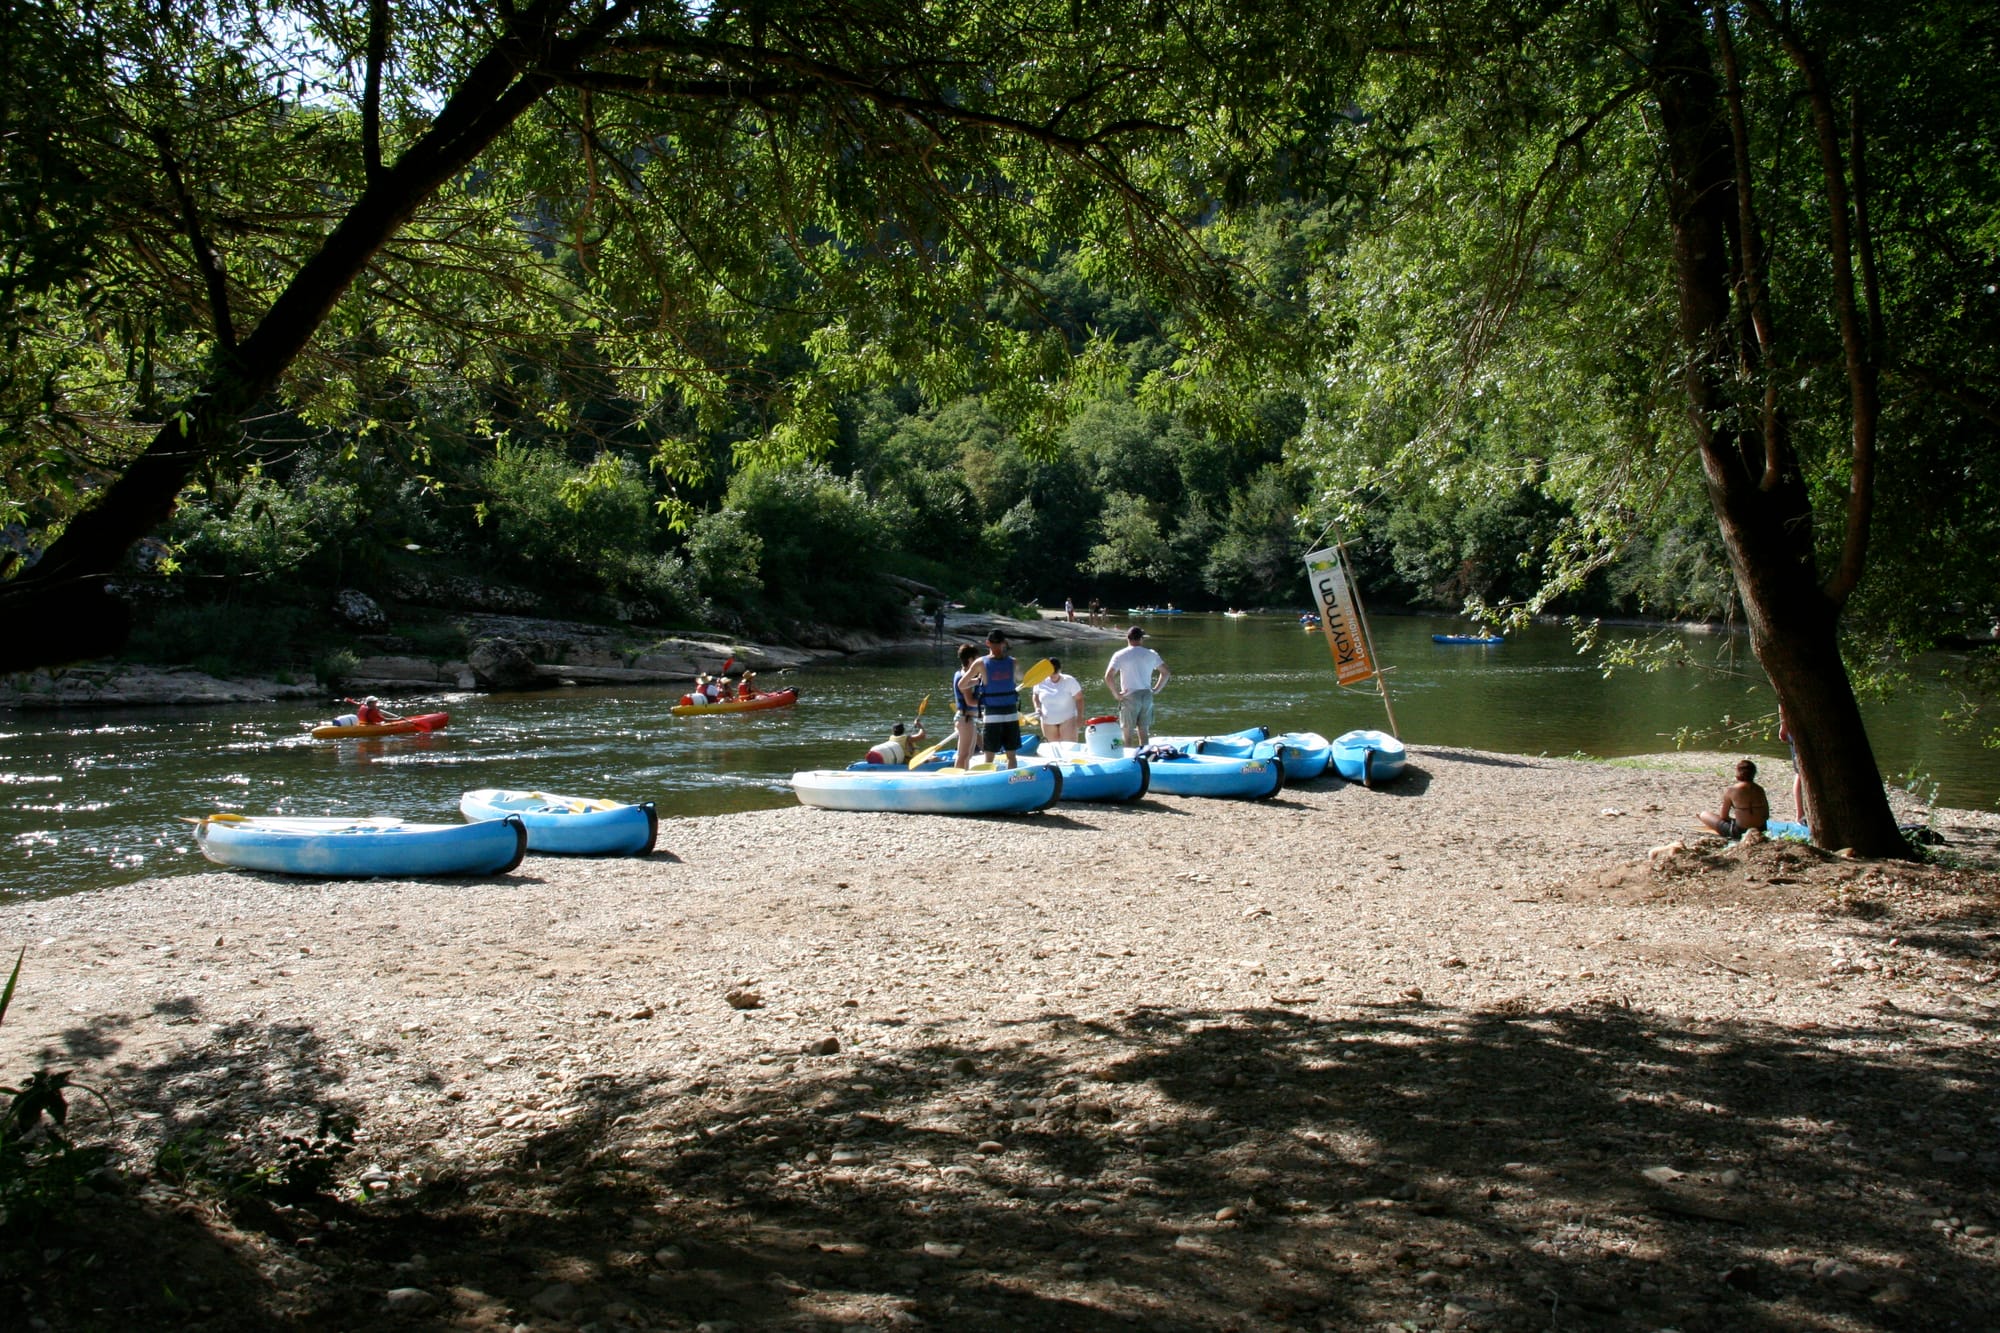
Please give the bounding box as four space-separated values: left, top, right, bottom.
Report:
309 712 450 740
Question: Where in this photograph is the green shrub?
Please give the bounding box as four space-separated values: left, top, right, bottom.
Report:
479 445 662 592
716 463 905 630
155 1108 358 1204
127 602 318 673
313 648 361 688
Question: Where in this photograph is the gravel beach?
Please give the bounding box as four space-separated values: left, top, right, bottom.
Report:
4 746 1997 1332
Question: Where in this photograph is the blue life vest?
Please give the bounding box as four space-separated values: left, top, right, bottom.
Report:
953 668 980 714
979 655 1019 722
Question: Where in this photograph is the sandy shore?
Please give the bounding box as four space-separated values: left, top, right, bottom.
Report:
4 747 1998 1332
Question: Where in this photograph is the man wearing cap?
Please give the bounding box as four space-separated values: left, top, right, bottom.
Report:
976 630 1023 769
356 695 385 726
1104 626 1170 747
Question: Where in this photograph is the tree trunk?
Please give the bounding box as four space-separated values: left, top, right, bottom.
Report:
1645 0 1907 857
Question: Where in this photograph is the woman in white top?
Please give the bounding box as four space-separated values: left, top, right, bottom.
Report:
1031 659 1087 742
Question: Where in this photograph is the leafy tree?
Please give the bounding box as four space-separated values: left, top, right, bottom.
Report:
1 0 1377 667
714 463 901 630
1302 0 2000 853
1203 465 1305 606
1087 491 1173 588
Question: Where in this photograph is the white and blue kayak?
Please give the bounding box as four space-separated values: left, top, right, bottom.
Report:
793 764 1062 814
1131 746 1284 800
1193 729 1332 782
1332 729 1407 786
192 814 527 878
459 789 658 856
1015 743 1151 802
896 739 1151 804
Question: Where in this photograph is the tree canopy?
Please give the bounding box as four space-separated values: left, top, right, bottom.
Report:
0 0 1374 658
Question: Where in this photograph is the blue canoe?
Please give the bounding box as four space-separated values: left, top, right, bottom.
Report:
1131 746 1284 800
1331 730 1407 786
460 789 658 856
193 814 527 878
1433 634 1504 645
793 764 1062 814
1020 744 1152 802
1153 725 1271 751
1196 730 1333 782
888 738 1150 804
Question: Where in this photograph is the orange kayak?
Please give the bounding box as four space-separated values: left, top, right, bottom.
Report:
310 711 451 739
669 688 798 717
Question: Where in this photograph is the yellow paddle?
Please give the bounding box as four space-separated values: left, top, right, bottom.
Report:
907 735 951 768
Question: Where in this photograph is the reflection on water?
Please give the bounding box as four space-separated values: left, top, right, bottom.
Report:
2 613 1994 900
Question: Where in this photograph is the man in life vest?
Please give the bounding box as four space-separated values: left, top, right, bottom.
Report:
976 630 1023 769
356 696 385 726
864 721 927 765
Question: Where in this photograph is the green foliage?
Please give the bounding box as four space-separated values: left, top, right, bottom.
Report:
164 468 366 584
711 464 905 631
1204 465 1307 606
687 508 766 614
1088 492 1174 586
126 601 320 674
154 1108 358 1204
475 445 699 620
313 648 360 689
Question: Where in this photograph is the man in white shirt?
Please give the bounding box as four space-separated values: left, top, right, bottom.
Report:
1031 658 1087 742
1103 626 1170 746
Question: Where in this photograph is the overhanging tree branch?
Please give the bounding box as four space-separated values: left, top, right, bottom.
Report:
151 128 237 350
363 0 390 181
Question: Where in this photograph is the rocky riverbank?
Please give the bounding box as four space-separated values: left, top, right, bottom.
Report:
2 748 1996 1331
0 609 1120 710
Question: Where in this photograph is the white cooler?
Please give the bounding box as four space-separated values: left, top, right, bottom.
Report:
1083 716 1122 757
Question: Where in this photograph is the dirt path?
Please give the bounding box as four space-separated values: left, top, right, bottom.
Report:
3 748 1996 1331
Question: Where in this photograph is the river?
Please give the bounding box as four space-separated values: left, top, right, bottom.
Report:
5 612 1995 901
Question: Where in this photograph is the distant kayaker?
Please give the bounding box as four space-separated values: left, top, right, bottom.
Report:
975 630 1022 770
1032 659 1086 743
695 674 722 703
356 696 385 726
865 721 927 765
1697 759 1771 839
738 670 759 699
951 643 982 770
1104 626 1170 747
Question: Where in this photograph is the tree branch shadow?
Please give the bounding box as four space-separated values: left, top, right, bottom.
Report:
13 999 1997 1330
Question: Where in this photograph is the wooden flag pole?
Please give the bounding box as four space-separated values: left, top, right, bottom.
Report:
1338 541 1400 738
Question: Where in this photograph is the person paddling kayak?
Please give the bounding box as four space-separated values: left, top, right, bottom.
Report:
864 721 928 765
337 695 403 725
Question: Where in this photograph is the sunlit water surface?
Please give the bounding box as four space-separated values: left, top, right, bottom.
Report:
4 613 1993 900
